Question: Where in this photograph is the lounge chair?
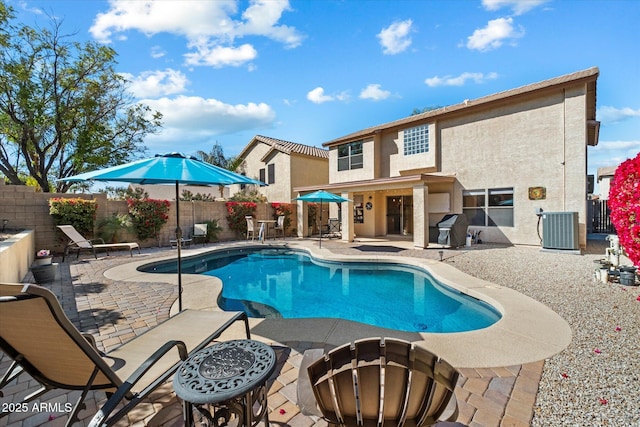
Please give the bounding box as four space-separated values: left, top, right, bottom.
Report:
57 225 140 261
297 337 459 427
0 282 250 427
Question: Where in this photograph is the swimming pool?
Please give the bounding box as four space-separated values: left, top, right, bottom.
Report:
140 247 501 333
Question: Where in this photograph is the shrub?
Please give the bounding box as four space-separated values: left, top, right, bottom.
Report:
609 154 640 265
49 198 97 236
225 202 256 237
127 198 170 243
204 219 222 242
97 213 134 243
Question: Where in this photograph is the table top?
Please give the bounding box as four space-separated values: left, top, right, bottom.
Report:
173 339 276 404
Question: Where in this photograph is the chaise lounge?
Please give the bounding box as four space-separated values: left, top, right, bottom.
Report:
57 224 141 261
0 282 250 427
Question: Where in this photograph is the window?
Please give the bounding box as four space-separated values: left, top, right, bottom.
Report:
337 141 363 171
403 124 429 155
463 188 514 227
267 164 275 184
259 168 265 183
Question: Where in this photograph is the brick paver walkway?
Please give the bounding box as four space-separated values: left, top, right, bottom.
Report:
1 247 543 427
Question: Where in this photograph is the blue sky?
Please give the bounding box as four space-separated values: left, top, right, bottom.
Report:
8 0 640 187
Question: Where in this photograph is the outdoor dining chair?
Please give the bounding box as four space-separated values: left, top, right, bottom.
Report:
192 223 208 246
297 337 459 427
274 215 286 238
0 282 250 427
246 216 259 240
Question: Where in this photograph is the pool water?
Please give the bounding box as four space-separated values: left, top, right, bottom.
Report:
141 248 501 333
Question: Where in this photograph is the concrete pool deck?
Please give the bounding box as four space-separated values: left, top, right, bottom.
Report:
104 239 571 369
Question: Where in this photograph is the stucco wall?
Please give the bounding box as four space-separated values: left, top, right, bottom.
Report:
437 87 588 246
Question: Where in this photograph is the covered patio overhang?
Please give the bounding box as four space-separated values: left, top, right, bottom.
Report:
294 173 457 249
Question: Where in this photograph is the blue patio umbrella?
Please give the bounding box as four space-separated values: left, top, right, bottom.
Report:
294 190 350 248
61 152 266 311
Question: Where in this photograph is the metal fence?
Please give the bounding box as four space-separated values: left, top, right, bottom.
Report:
589 199 615 234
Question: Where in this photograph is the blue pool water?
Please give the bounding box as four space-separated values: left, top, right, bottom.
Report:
140 248 501 333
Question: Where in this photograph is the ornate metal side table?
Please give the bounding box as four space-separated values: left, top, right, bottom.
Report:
173 339 277 427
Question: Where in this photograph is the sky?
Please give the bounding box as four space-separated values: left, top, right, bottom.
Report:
7 0 640 192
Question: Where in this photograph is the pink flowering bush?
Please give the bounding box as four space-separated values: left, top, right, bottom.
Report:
126 198 170 242
608 153 640 265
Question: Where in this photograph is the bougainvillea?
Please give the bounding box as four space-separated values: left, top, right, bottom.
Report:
126 198 170 242
225 201 257 237
608 153 640 265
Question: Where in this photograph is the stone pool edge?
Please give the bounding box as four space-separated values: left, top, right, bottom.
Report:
103 240 571 369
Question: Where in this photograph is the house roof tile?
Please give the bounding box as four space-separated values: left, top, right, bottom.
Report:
239 135 329 160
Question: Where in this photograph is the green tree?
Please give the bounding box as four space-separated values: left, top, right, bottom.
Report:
196 141 246 198
0 2 162 192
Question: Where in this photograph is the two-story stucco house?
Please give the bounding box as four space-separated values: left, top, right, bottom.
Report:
233 135 329 203
295 67 600 249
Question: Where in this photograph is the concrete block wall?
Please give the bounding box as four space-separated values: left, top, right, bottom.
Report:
0 180 297 255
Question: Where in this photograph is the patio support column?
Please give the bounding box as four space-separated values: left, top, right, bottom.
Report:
341 191 354 242
413 184 429 249
296 196 308 237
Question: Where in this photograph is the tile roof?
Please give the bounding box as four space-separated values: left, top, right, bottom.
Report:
323 67 599 147
240 135 329 160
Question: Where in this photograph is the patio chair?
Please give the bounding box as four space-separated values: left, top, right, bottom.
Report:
0 282 250 427
57 225 140 261
192 223 208 246
298 337 459 427
274 215 286 238
246 216 259 240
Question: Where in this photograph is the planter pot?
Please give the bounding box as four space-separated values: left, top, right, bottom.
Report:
30 263 58 284
33 255 53 266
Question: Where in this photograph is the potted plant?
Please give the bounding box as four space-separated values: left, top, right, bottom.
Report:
33 249 53 266
31 250 57 284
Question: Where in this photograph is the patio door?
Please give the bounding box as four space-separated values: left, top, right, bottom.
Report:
386 196 413 235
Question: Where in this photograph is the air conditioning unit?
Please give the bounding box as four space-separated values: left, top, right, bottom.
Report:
542 212 579 250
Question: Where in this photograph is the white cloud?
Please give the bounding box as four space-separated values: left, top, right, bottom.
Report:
307 87 349 104
359 84 391 101
597 106 640 124
466 17 524 51
140 95 276 145
482 0 550 16
121 69 189 98
425 72 499 87
90 0 303 68
589 139 640 173
184 44 258 68
377 20 413 55
150 45 166 59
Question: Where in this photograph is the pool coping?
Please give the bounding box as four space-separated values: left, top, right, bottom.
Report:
103 240 571 368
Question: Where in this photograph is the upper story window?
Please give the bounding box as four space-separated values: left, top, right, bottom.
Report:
259 168 265 183
463 187 514 227
403 124 429 155
337 141 363 171
267 163 275 184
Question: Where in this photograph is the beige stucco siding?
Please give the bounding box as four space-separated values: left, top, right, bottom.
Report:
438 87 588 246
329 138 375 183
290 154 330 200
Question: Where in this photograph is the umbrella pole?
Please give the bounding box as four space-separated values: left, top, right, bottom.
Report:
175 181 183 312
319 200 322 248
